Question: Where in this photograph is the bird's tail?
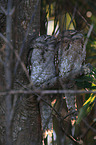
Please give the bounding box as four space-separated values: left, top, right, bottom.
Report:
40 96 53 139
65 93 77 120
65 93 77 136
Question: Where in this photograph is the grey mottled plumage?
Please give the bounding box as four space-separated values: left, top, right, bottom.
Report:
58 30 85 120
31 35 57 89
30 35 57 137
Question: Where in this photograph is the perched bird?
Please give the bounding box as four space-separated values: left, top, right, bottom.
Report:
58 30 85 121
29 35 57 138
29 31 85 138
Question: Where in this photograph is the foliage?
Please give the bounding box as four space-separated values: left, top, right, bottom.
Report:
76 66 96 124
77 94 96 124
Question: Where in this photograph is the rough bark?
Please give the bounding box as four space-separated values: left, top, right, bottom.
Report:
12 0 41 144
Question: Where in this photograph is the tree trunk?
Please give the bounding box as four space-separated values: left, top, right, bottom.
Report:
0 0 41 144
12 0 41 144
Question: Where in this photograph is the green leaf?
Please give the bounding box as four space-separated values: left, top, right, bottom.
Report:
76 66 96 89
76 94 96 124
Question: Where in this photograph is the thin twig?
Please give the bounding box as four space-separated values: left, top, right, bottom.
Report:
77 10 96 36
9 6 15 16
10 95 18 124
0 5 7 15
60 120 79 144
81 120 96 139
77 10 91 28
62 110 77 120
0 33 30 82
36 93 61 118
0 89 96 96
82 119 96 133
68 3 77 29
83 24 94 54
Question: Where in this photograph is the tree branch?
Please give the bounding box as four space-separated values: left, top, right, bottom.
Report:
4 0 13 144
